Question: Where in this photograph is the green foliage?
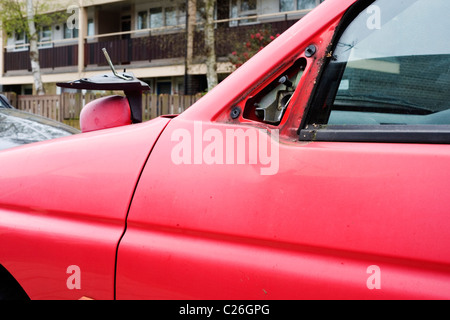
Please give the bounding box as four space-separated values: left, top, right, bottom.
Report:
228 28 280 69
0 0 68 38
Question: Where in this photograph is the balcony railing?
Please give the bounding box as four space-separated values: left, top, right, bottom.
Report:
3 10 304 73
4 41 78 72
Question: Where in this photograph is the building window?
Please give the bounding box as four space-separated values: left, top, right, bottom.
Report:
14 31 28 51
194 4 216 30
166 7 177 26
280 0 321 12
138 11 148 30
230 0 257 26
39 26 52 48
150 8 164 29
64 23 79 39
87 19 95 36
138 5 185 31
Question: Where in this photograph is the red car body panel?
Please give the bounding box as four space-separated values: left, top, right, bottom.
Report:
0 118 170 299
116 120 450 299
1 0 450 300
181 0 353 137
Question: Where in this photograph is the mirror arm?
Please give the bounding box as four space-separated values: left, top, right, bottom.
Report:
125 90 143 123
102 48 134 81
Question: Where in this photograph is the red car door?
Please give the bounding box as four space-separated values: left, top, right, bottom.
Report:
116 0 450 299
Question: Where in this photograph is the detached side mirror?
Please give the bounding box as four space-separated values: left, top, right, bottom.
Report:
57 49 151 133
80 95 131 133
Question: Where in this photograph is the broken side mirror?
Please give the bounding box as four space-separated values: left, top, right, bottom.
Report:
57 49 150 133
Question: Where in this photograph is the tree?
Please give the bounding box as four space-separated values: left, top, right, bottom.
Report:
185 0 218 92
203 0 217 91
185 0 196 95
0 0 67 95
26 0 43 95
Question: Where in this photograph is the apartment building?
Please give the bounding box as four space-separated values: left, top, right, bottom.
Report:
0 0 324 95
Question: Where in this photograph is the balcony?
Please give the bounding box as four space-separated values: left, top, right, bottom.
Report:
4 43 79 73
3 19 297 74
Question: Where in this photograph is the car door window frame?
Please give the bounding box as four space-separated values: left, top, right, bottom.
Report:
298 0 450 144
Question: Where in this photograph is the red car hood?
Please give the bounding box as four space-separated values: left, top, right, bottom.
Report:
0 117 171 222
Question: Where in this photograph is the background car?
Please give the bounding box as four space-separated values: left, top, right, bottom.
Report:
0 94 79 151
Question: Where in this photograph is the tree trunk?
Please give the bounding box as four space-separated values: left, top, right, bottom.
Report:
27 0 45 95
185 0 196 95
204 0 218 91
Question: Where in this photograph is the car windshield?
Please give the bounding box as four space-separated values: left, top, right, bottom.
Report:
0 97 12 109
0 109 76 151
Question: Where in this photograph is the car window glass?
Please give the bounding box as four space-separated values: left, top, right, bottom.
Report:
318 0 450 126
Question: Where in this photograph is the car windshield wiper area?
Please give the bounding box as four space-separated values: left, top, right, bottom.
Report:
333 97 434 115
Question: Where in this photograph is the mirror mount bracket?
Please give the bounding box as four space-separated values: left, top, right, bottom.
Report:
57 49 150 123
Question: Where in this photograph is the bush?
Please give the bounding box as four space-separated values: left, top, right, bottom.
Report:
228 28 280 69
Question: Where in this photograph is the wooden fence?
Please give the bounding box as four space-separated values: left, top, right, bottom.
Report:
3 92 202 129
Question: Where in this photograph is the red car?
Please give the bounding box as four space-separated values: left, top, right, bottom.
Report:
1 0 450 300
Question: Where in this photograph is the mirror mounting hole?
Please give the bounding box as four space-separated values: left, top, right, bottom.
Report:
243 58 307 125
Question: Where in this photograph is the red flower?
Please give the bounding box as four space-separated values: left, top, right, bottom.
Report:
229 28 276 69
